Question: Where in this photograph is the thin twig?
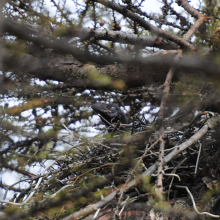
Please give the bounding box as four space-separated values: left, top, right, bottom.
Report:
195 141 202 174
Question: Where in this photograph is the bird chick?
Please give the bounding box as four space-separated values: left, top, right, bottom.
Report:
91 103 128 126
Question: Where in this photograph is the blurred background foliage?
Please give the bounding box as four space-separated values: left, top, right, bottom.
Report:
1 0 220 219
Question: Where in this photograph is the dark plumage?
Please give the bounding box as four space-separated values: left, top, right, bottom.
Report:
91 103 128 126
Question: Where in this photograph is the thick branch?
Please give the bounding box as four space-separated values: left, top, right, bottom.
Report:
2 49 177 88
61 28 178 50
3 47 220 89
179 0 204 19
2 18 130 64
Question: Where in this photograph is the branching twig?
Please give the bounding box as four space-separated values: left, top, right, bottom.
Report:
0 161 56 206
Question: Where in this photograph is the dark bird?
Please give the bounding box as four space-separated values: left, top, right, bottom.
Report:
91 103 128 126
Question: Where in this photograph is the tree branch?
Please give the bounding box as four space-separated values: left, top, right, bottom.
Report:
94 0 195 50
